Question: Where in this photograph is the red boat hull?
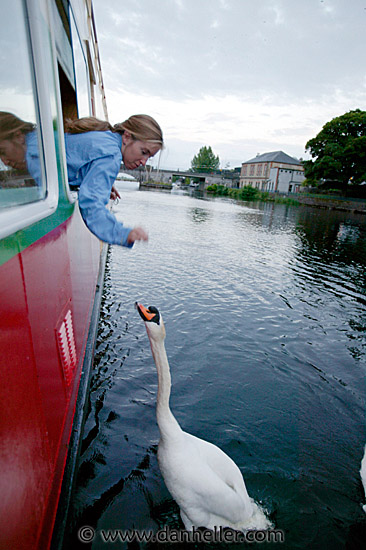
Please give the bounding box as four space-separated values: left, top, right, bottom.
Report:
0 207 102 549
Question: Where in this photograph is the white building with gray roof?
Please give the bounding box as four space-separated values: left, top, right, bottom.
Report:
240 151 305 193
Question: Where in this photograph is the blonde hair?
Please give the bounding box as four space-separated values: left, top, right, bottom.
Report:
0 111 35 141
65 114 163 148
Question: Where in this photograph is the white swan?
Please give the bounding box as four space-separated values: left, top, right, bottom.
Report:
361 445 366 513
136 302 271 531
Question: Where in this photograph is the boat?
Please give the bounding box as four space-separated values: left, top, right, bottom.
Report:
115 172 140 190
0 1 109 548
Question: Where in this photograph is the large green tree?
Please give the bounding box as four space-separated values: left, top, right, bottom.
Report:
303 109 366 186
191 146 220 173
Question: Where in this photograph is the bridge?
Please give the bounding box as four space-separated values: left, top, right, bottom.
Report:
119 165 240 189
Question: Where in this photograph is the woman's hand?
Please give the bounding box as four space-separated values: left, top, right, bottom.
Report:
127 226 148 244
110 185 121 201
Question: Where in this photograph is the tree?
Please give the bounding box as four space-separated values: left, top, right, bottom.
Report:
303 109 366 187
191 146 220 173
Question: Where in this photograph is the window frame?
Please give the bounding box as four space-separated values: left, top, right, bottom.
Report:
69 4 92 119
0 0 59 241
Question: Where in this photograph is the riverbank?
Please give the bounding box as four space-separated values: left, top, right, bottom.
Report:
206 184 366 214
139 182 366 214
140 182 172 190
294 194 366 214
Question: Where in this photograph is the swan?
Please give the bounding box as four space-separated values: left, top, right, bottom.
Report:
136 302 271 531
361 445 366 512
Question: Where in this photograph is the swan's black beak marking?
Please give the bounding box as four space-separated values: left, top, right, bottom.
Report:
135 302 160 324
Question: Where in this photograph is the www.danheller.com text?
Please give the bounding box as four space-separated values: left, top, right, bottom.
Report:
78 525 285 544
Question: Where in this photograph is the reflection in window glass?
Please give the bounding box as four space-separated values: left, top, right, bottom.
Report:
70 10 91 118
0 0 46 209
93 79 106 120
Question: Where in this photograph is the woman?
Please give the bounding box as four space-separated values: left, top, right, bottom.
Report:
0 111 42 189
0 112 164 246
64 114 163 247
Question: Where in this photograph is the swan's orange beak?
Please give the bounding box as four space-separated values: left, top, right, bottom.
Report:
136 302 156 322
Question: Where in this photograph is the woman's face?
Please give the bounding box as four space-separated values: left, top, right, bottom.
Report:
121 132 161 170
0 131 27 170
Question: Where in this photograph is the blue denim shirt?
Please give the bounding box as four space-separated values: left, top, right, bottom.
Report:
25 131 42 189
65 131 133 247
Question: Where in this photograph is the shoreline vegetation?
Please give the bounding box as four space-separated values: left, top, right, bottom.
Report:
206 183 300 205
139 181 366 214
206 184 366 214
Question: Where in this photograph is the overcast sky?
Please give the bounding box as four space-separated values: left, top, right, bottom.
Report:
93 0 366 170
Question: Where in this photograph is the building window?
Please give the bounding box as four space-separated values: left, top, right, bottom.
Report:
242 165 247 176
0 0 47 209
256 164 262 176
250 164 255 176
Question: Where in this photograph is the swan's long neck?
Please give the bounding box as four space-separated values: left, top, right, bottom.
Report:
149 337 182 442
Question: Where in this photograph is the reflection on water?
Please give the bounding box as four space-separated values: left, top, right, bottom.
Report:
67 191 366 550
189 206 212 224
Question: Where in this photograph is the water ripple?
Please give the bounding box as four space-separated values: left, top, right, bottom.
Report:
69 192 366 550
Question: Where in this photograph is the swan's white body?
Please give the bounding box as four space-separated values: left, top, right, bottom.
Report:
137 304 271 531
361 445 366 513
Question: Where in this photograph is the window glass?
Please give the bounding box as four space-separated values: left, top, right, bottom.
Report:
70 10 91 118
93 81 106 120
0 0 46 209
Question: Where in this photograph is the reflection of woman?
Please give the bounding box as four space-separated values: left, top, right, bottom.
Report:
64 115 163 246
0 111 41 186
0 112 164 247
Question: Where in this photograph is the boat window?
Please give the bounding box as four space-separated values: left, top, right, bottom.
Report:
0 0 47 209
70 8 91 118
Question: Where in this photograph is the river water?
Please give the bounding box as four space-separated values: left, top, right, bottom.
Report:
68 188 366 549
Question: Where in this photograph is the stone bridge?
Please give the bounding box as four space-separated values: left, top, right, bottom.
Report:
119 166 239 189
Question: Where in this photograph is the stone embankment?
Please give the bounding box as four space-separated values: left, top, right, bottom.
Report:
295 195 366 214
140 182 172 190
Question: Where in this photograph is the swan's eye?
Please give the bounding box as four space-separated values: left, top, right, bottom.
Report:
135 302 160 324
148 306 160 324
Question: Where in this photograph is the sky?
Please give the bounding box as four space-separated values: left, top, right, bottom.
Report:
92 0 366 171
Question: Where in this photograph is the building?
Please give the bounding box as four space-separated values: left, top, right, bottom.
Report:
240 151 305 193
